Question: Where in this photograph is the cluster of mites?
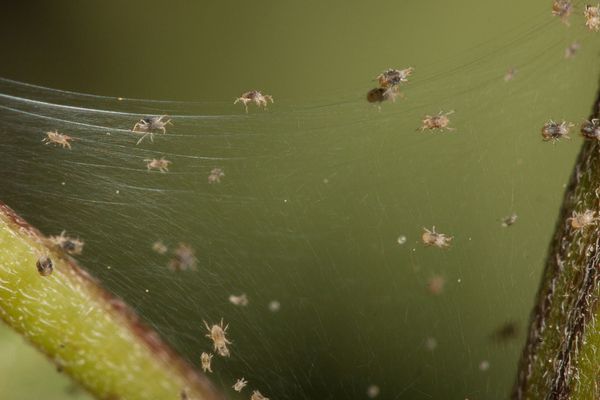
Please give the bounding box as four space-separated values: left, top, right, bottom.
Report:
541 118 600 142
180 319 270 400
553 1 600 30
42 116 225 183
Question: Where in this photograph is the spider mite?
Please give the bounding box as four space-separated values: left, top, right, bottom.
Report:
427 275 445 295
366 87 401 105
36 255 53 277
168 243 197 271
204 319 232 357
490 320 519 343
565 41 581 59
552 0 572 25
421 227 453 249
49 231 84 255
234 90 273 113
229 293 249 306
541 120 573 142
581 119 600 140
232 378 248 392
504 67 517 82
200 352 213 373
208 168 225 184
152 240 168 255
251 390 270 400
568 209 599 230
585 4 600 31
419 111 455 132
43 130 74 149
376 67 414 88
131 115 172 145
145 157 171 173
501 213 518 227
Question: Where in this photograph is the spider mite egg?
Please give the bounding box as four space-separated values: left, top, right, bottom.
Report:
552 0 573 25
581 119 600 140
36 256 53 276
366 385 381 398
541 120 573 142
425 337 437 351
268 300 281 312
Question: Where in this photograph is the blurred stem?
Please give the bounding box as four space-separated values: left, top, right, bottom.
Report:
0 203 221 400
513 92 600 399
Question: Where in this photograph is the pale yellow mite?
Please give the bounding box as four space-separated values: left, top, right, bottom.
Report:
251 390 270 400
229 294 249 306
234 90 273 113
552 0 573 25
421 226 453 249
132 115 172 144
145 157 171 173
168 243 197 272
43 130 74 149
585 4 600 31
200 352 213 373
208 168 225 184
204 319 232 357
152 240 168 255
420 111 455 132
568 210 599 230
501 213 518 227
232 378 248 392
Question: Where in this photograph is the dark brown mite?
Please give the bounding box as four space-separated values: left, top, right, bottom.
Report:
367 88 387 103
581 119 600 140
491 320 519 343
36 256 53 276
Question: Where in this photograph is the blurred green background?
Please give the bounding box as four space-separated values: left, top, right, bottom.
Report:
0 1 598 399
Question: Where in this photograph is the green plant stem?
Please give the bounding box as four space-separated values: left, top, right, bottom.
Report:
513 93 600 399
0 202 221 400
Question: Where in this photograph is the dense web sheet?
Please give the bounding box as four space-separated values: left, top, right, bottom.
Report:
1 3 600 399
